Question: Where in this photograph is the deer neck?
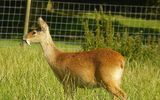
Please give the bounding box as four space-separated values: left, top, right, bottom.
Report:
40 34 60 65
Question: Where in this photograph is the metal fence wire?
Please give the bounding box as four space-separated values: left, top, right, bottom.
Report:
0 0 25 39
0 0 160 46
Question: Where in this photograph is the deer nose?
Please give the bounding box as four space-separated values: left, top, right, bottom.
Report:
23 34 28 41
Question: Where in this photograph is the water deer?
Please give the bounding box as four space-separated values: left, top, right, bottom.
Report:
23 17 127 100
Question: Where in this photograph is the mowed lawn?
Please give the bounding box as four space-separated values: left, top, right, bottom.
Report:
0 40 160 100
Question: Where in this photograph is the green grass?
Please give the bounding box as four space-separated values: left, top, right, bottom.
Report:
85 13 160 30
0 39 21 47
0 41 160 100
0 39 82 51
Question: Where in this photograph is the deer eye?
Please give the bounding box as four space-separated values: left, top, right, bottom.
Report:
32 31 37 36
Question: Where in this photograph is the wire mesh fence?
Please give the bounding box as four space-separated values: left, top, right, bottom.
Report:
0 0 25 39
0 0 160 50
29 1 160 48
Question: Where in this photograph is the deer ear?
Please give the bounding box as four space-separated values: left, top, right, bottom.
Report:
37 17 49 31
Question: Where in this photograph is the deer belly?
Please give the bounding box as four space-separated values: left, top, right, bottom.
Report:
73 73 98 88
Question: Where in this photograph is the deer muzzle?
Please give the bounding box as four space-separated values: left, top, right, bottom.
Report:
23 38 31 46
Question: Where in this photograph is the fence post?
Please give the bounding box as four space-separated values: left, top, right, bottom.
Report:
23 0 31 42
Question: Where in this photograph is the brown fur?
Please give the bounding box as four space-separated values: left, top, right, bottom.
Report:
23 17 127 100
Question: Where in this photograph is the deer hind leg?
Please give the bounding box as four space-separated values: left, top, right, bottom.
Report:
102 80 127 100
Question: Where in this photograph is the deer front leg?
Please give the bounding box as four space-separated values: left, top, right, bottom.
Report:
62 72 77 100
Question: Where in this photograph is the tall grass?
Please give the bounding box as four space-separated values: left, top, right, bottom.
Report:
0 42 160 100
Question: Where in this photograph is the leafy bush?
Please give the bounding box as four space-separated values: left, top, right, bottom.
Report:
82 11 160 62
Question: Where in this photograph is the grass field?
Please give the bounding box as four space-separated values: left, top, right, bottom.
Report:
85 13 160 30
0 40 160 100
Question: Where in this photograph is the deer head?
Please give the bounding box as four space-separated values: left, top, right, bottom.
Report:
23 17 50 45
